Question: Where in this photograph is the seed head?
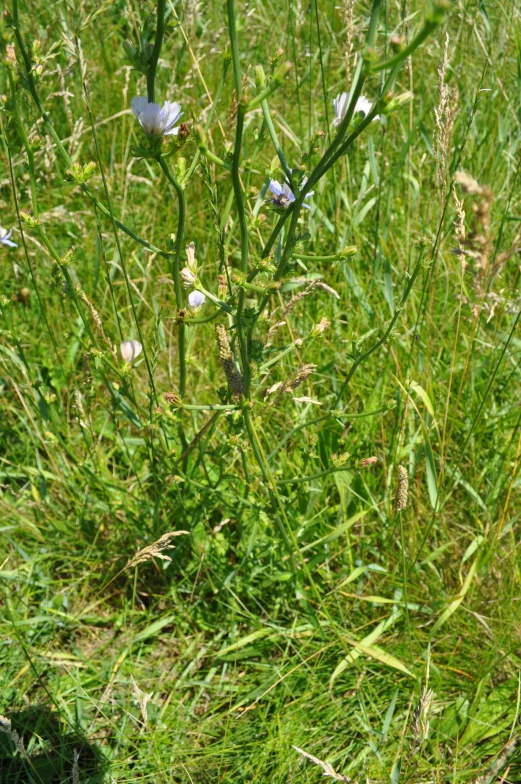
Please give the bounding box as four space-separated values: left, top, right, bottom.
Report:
394 464 409 512
215 325 244 396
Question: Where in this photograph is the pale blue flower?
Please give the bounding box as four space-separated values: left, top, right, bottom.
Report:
188 290 206 309
333 92 378 126
269 179 313 210
131 97 183 138
0 227 17 248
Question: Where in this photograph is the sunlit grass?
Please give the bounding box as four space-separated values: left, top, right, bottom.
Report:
1 0 521 781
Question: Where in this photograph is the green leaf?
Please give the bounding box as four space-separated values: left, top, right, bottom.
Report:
133 615 176 643
424 437 438 509
330 611 402 688
430 557 478 636
344 638 414 677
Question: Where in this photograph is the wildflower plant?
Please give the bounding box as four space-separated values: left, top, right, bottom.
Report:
3 0 448 575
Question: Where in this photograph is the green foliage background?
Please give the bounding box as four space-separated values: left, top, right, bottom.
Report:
1 0 521 781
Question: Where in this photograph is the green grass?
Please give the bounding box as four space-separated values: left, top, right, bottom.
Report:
1 0 521 781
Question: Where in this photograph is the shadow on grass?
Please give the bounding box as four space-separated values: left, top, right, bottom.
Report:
0 704 106 783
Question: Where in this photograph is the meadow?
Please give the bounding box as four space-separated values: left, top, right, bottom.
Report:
1 0 521 781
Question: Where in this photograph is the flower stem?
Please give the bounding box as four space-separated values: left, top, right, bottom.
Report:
147 0 166 102
261 99 294 186
157 157 188 449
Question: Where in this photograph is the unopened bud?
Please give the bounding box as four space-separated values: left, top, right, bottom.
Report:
181 266 196 287
272 61 292 83
384 91 413 113
254 65 266 88
19 212 39 227
339 246 357 258
390 35 405 51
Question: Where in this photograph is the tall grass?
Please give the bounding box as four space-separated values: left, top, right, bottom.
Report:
1 0 521 781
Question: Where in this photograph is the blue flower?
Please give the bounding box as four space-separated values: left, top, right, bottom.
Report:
188 290 206 309
0 227 17 248
268 179 313 210
131 97 183 138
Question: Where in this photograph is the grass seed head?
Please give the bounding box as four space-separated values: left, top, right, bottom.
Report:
215 324 244 396
394 464 409 512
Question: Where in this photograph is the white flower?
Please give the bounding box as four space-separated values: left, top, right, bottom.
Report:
131 96 183 138
269 179 314 211
188 290 206 309
0 227 17 248
333 92 379 126
120 340 143 363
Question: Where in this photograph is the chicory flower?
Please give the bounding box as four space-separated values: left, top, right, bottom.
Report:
333 92 379 126
268 179 313 210
0 227 17 248
188 290 206 309
131 97 183 138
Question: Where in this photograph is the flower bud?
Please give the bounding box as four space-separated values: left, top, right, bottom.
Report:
185 241 197 271
254 65 266 89
272 61 292 84
390 35 405 51
383 91 413 113
19 212 39 227
188 290 206 309
181 266 196 287
339 246 357 258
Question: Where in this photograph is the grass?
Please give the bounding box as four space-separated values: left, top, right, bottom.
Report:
1 0 521 781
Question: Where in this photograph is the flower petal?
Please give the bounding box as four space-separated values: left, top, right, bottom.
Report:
269 179 284 196
188 290 206 309
140 102 163 136
131 96 149 119
162 101 183 131
120 340 143 363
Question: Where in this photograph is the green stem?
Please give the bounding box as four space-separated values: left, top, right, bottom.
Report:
147 0 165 102
195 284 233 313
334 255 422 406
157 157 187 448
261 99 293 185
371 19 438 73
277 465 352 485
226 0 251 397
198 147 231 169
260 211 289 261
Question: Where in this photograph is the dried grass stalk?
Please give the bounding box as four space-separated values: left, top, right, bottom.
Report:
215 324 244 396
125 531 189 571
76 285 117 360
410 687 434 755
292 745 351 782
0 714 27 758
131 676 153 729
268 280 339 337
471 735 519 784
